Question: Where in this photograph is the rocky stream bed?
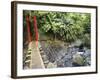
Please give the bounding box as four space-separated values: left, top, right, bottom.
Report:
39 40 91 68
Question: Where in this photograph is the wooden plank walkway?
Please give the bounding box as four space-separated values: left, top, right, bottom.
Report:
28 41 45 69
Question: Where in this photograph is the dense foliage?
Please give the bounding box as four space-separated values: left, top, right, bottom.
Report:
23 10 91 48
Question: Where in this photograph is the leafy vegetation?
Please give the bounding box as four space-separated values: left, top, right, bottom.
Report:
23 10 91 48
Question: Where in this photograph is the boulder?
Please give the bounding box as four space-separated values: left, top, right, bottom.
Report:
47 62 57 68
72 53 84 66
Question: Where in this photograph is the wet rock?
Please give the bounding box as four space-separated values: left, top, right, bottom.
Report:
84 49 91 57
64 60 72 67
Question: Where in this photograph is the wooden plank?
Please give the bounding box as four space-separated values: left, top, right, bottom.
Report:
28 41 45 69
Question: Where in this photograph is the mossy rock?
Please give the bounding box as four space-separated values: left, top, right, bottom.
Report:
72 54 84 66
